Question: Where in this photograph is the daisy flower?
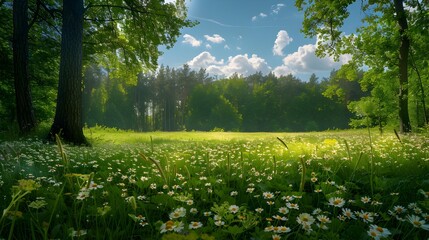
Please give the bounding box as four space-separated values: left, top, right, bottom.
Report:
263 192 275 199
278 207 289 214
255 208 264 213
188 221 203 229
297 213 315 226
342 208 356 220
407 215 429 230
368 225 391 239
328 197 345 208
361 196 371 204
229 205 239 214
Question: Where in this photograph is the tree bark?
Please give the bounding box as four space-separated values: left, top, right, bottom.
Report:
13 0 36 133
48 0 87 144
393 0 412 133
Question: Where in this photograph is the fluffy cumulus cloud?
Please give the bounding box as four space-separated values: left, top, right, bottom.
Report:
182 34 201 47
273 43 351 77
204 34 225 44
187 51 224 69
273 30 293 56
187 52 271 77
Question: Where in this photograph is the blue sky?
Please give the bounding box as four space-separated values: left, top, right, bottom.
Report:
159 0 358 81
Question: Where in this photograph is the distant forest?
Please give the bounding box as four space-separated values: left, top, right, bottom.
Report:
82 65 364 132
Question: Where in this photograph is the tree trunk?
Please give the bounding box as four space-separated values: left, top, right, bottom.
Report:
394 0 412 133
13 0 36 133
48 0 87 144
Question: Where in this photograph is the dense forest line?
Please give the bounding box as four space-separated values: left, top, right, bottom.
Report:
83 65 362 132
1 0 428 143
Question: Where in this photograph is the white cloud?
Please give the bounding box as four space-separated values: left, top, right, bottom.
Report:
224 44 230 50
252 12 267 21
205 44 212 49
182 34 201 47
273 42 351 77
187 51 224 70
187 52 271 77
204 34 225 44
273 30 293 56
272 3 285 14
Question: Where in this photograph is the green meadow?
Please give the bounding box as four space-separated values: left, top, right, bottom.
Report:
1 128 429 239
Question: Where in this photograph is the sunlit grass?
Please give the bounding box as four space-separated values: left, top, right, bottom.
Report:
1 128 428 239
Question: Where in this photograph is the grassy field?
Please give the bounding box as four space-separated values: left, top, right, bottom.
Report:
1 128 429 239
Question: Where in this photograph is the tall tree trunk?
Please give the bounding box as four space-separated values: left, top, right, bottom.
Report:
394 0 412 133
48 0 87 144
13 0 36 133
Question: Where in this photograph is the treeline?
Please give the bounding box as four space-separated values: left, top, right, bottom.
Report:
83 64 362 132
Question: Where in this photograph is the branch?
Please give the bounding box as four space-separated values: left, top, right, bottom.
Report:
83 17 124 22
85 4 149 15
28 0 41 29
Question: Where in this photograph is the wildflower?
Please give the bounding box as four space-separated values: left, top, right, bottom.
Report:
368 225 391 239
272 234 281 240
229 205 239 214
189 221 203 229
230 191 238 196
316 215 331 230
273 215 288 221
408 203 418 209
297 213 315 226
282 195 294 202
76 190 90 200
264 226 274 232
214 215 222 221
413 207 422 215
246 188 255 193
286 202 299 210
393 205 406 214
70 229 87 237
276 226 291 233
169 207 186 219
204 211 212 216
328 197 345 208
356 210 375 223
317 215 331 224
367 228 381 240
267 201 275 205
278 207 289 214
314 189 322 193
160 220 184 233
263 192 275 199
418 189 429 198
361 196 371 204
190 208 198 214
186 199 194 206
342 208 356 220
255 208 264 213
214 220 225 226
407 215 429 230
312 208 322 215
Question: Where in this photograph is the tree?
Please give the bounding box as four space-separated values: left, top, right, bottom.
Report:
48 0 86 144
13 0 36 133
295 0 428 133
48 0 195 143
